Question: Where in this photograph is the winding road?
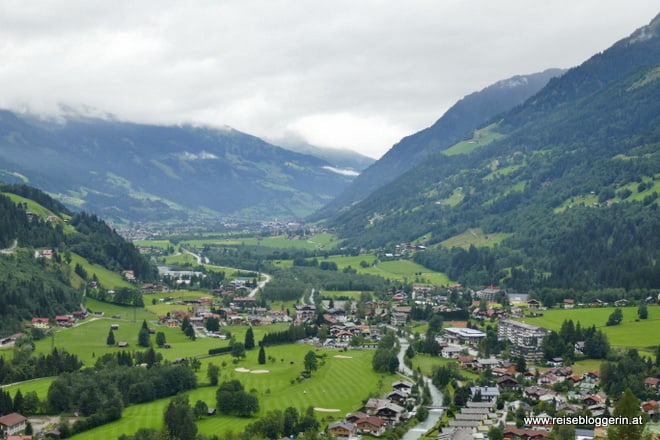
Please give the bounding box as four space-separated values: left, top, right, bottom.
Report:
0 239 17 254
183 247 271 297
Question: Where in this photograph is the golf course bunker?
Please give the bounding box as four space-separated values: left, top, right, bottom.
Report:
234 367 250 373
314 407 340 412
250 369 270 374
333 355 353 359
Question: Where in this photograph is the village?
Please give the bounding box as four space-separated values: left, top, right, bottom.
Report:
3 274 658 440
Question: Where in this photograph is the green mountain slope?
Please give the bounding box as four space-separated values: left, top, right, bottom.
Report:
326 13 660 291
313 69 564 219
0 114 355 222
0 184 153 334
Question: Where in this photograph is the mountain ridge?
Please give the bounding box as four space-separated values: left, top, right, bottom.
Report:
313 68 566 219
323 13 660 291
0 112 356 223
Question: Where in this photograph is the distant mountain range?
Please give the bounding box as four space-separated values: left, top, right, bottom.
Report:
273 139 375 174
0 113 358 222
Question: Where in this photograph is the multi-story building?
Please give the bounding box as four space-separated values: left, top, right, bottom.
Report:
443 327 486 346
497 319 548 361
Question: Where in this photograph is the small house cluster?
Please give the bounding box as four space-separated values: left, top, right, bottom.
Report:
327 380 415 439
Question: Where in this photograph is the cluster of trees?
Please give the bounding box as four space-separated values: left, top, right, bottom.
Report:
0 251 82 334
601 347 660 399
0 188 66 249
260 324 316 347
49 358 197 437
243 406 320 439
88 287 144 307
0 347 81 385
372 332 399 374
117 401 322 440
432 363 462 390
260 265 390 303
181 316 196 340
66 212 154 281
0 185 157 334
0 388 40 417
541 320 610 361
216 380 259 417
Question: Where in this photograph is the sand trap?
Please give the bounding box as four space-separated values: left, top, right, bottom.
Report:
314 407 340 412
333 355 352 359
234 367 250 373
250 369 269 374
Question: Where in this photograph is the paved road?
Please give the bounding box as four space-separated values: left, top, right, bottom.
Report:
183 247 271 297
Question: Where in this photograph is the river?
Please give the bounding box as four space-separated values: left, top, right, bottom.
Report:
398 338 444 440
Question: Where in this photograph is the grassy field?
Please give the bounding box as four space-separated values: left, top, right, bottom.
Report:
318 255 452 286
132 239 173 250
70 253 134 290
410 354 479 381
439 228 512 249
2 192 71 222
442 123 504 156
516 305 660 351
31 294 293 365
1 377 55 401
30 282 388 440
180 233 340 252
70 344 398 440
319 291 364 300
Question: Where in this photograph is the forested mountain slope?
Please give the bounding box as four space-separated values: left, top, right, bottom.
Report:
313 69 564 218
327 13 660 291
0 184 153 334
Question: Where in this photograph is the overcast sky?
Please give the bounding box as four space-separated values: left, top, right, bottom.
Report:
0 1 657 159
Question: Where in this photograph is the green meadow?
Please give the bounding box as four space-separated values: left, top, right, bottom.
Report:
1 377 55 401
319 255 452 286
180 233 340 251
32 293 293 365
70 344 398 440
320 291 364 300
442 123 504 156
70 253 134 290
439 228 512 249
2 192 71 222
132 239 173 250
409 354 479 381
517 305 660 351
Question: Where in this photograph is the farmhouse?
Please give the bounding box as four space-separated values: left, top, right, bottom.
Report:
375 402 406 422
31 317 49 329
354 415 386 436
295 304 316 322
327 421 355 439
0 413 27 437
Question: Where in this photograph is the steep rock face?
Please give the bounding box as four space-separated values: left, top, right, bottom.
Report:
0 113 354 222
315 68 564 218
